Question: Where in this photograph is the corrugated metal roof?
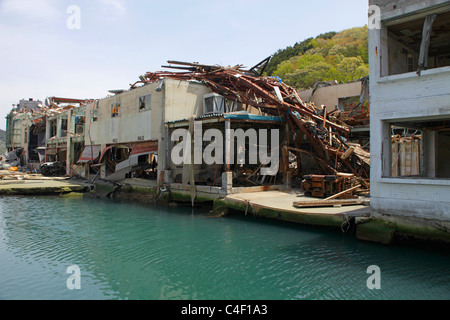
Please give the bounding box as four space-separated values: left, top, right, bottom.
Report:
165 112 285 124
165 113 224 124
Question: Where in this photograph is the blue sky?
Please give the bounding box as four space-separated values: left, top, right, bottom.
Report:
0 0 369 130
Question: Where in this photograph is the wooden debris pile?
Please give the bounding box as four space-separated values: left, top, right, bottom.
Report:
301 173 364 198
134 59 370 189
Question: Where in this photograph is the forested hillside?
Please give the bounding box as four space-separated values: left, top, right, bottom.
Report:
265 26 369 89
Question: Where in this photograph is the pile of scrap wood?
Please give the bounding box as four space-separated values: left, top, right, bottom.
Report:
296 172 369 208
134 59 370 188
301 173 366 199
330 108 370 127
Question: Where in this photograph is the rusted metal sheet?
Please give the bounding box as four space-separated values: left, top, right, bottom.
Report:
130 140 158 156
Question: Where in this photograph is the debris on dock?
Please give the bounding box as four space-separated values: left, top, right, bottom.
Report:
293 198 370 208
135 59 370 197
4 58 371 202
301 173 368 199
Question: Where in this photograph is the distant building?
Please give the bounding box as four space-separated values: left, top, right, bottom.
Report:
5 75 285 197
297 80 365 112
298 78 370 147
369 0 450 233
16 98 43 112
5 97 90 170
5 98 43 153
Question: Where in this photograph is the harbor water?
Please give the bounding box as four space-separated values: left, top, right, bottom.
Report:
0 196 449 300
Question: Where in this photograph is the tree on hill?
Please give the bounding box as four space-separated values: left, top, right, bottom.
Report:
264 31 337 76
265 26 368 89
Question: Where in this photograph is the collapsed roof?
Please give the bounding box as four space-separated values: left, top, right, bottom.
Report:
134 59 370 182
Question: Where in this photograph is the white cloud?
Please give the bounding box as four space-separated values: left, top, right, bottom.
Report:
0 0 61 20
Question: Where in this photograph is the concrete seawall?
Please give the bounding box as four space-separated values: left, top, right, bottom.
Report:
1 175 449 246
0 177 92 196
111 181 449 245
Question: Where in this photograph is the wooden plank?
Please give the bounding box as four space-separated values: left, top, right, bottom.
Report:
341 146 355 160
293 199 369 208
324 184 361 201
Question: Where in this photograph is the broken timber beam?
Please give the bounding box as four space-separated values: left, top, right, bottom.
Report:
287 147 337 174
293 199 369 208
323 184 362 201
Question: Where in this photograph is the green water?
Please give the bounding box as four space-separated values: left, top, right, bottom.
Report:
0 196 448 300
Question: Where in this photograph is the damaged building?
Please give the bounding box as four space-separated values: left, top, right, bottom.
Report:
5 58 371 203
4 97 93 174
133 60 371 201
298 77 370 148
369 0 450 234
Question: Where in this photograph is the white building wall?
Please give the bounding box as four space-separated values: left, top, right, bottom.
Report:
298 81 362 111
164 79 211 122
85 83 160 146
84 79 211 147
369 0 450 221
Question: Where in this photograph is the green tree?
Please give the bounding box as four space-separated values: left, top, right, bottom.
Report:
336 57 368 82
282 59 335 89
264 26 369 89
264 38 314 76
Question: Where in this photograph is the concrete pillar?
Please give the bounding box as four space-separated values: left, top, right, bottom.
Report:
424 131 436 178
380 121 391 177
283 171 291 189
100 143 106 179
157 136 165 184
224 120 231 172
56 117 62 138
66 111 72 176
222 171 233 194
45 118 51 140
164 170 172 184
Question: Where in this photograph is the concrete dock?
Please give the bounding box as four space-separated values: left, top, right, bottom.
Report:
217 189 370 229
0 173 92 196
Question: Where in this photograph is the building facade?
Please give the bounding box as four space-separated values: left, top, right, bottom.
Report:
5 73 287 200
369 0 450 233
79 78 212 181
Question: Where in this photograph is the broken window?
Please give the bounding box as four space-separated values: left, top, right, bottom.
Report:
49 119 57 138
383 118 450 178
384 9 450 76
111 103 121 118
390 129 423 177
61 118 68 137
75 116 85 134
139 94 152 112
203 93 238 114
204 95 217 114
